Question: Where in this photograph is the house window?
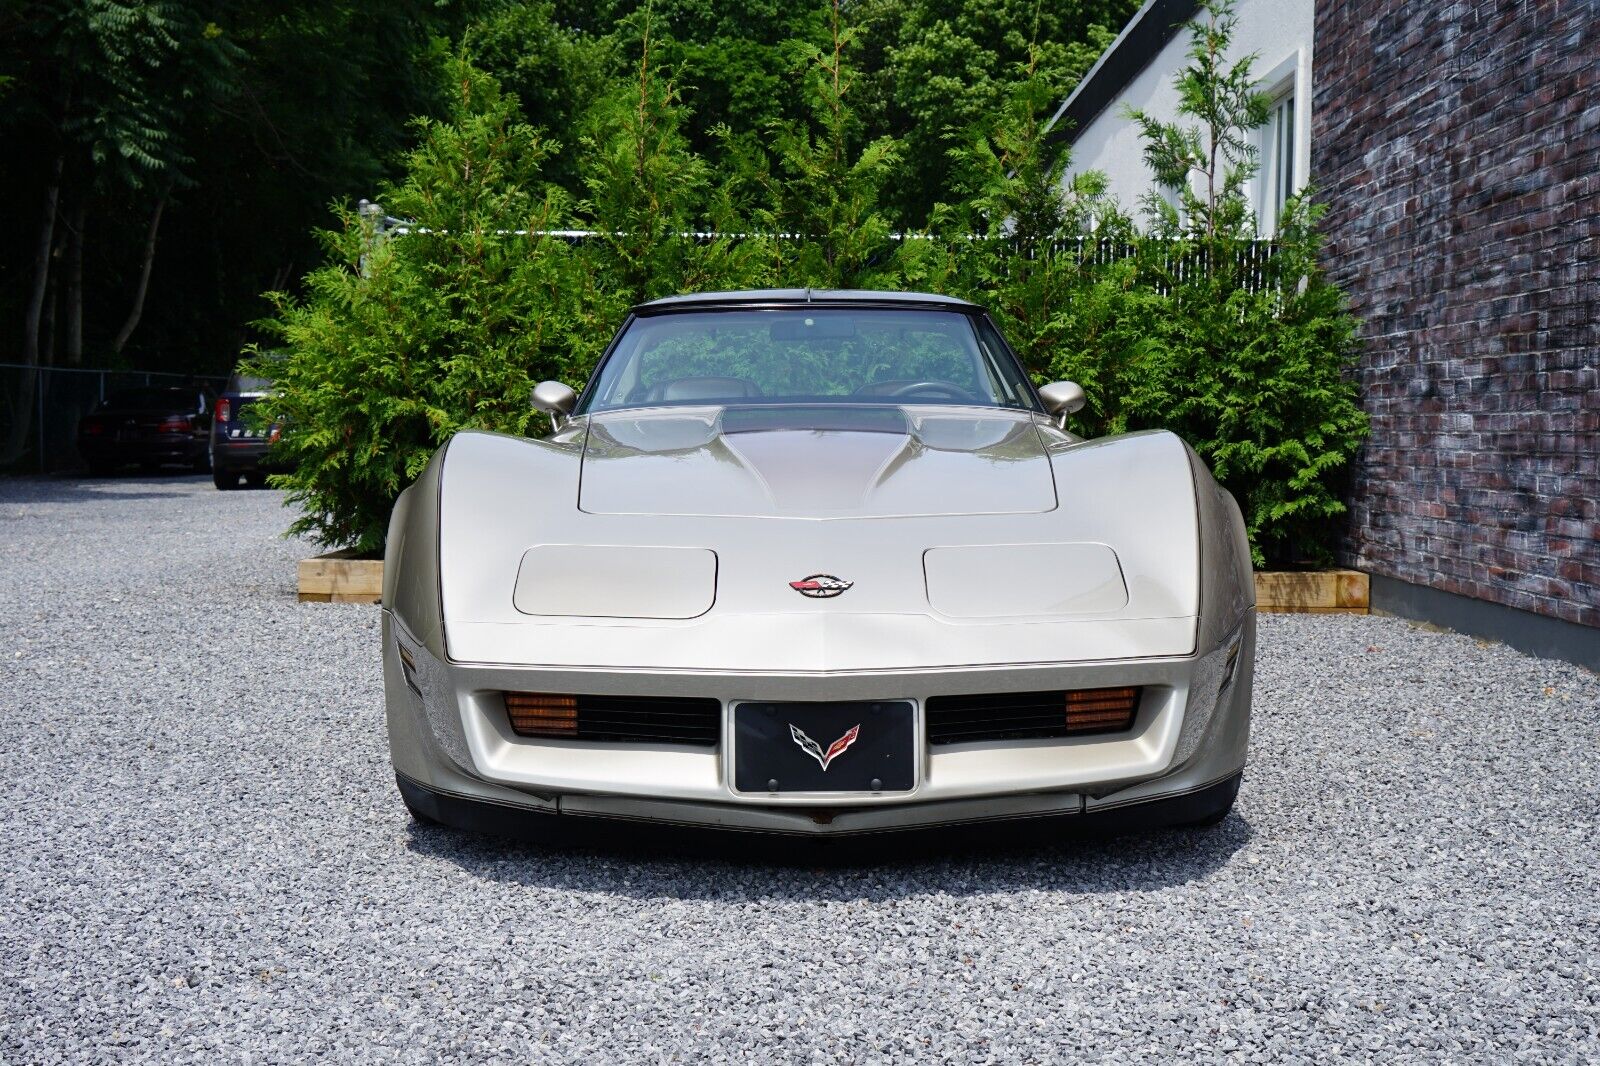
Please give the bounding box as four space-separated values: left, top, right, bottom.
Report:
1259 92 1296 235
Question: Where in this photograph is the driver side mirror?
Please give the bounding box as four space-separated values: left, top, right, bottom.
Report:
1037 381 1086 427
532 380 578 430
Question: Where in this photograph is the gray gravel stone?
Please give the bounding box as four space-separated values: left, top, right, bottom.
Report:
1 473 1597 1064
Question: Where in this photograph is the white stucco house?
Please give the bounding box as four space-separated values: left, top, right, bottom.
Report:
1047 0 1315 234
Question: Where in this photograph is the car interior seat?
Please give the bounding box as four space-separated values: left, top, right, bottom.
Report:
645 377 764 403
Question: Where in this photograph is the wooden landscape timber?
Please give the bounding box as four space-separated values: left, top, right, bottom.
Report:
1254 569 1369 614
298 551 384 603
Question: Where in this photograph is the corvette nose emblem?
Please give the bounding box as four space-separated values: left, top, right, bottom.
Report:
790 574 853 598
789 723 861 771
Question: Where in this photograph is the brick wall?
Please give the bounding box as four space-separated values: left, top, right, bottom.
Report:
1312 0 1600 627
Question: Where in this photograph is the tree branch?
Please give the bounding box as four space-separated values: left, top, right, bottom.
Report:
111 184 171 355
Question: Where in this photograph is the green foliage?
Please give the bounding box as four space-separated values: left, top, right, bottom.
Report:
848 0 1136 225
562 0 1137 230
0 0 1132 367
247 63 588 554
1124 0 1271 236
34 0 240 192
963 0 1367 566
591 0 829 166
753 0 904 289
577 6 767 315
1106 205 1368 567
464 1 611 192
935 48 1128 384
252 0 1365 569
0 0 470 369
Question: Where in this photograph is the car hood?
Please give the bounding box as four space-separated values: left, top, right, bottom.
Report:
421 427 1210 669
578 406 1057 518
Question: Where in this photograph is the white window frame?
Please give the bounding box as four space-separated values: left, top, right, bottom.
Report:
1259 89 1296 235
1252 50 1308 237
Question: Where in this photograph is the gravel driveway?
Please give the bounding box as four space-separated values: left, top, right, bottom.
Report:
2 474 1597 1063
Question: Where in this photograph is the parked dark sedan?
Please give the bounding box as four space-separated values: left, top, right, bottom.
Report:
78 387 213 475
208 371 282 489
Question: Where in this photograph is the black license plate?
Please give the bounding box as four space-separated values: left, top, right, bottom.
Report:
733 701 916 794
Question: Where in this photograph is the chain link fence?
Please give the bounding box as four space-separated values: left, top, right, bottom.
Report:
0 364 229 474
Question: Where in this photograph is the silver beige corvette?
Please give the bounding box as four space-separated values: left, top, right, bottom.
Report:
384 290 1254 841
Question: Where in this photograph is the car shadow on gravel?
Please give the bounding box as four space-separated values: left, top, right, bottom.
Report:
404 814 1253 899
0 473 207 504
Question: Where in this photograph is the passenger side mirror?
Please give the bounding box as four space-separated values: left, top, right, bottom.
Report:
1037 381 1086 427
532 381 577 429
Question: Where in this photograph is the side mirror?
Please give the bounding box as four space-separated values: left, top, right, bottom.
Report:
531 381 578 429
1037 381 1087 428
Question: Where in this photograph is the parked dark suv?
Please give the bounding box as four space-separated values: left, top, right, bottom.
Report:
78 387 213 475
209 371 282 489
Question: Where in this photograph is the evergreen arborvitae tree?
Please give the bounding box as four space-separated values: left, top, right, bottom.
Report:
1124 0 1269 239
937 46 1127 395
248 62 586 553
756 0 903 289
1114 0 1368 566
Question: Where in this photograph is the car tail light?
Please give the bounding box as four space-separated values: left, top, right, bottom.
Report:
81 419 105 436
159 415 193 433
268 424 282 442
504 692 578 737
215 398 231 423
1064 687 1141 734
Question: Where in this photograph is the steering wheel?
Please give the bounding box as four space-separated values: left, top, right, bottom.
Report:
884 380 977 402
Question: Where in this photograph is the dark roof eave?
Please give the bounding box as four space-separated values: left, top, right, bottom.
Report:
1044 0 1201 152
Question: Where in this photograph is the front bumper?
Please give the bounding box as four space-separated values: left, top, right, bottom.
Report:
382 610 1253 838
397 769 1243 846
212 438 282 472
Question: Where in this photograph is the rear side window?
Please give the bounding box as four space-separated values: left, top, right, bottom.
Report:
102 388 198 411
226 374 272 393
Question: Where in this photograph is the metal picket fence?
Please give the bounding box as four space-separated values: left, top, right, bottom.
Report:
0 363 229 474
359 201 1283 293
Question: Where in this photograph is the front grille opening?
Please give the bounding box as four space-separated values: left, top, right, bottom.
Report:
503 692 721 746
927 686 1142 746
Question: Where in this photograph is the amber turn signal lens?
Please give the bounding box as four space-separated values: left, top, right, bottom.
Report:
504 692 579 737
1063 686 1140 734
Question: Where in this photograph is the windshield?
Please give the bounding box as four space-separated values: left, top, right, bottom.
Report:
578 308 1038 414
